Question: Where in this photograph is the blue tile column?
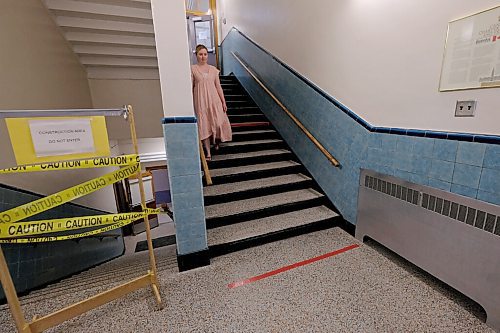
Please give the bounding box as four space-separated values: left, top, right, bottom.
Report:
162 117 209 271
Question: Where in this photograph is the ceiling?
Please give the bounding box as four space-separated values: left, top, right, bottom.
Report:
42 0 160 79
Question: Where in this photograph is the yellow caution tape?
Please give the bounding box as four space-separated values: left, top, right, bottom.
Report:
0 154 139 174
0 212 148 238
143 207 164 215
0 163 140 224
0 216 140 244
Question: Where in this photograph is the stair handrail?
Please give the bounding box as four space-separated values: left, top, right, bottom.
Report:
231 52 340 168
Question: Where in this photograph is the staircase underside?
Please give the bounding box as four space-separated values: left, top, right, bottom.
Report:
42 0 159 79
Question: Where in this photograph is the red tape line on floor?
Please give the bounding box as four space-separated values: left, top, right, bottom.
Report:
228 243 360 289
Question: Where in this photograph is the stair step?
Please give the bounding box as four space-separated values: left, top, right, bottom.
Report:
220 77 237 82
227 107 262 116
227 105 260 110
212 148 291 162
222 88 245 95
211 159 300 177
228 114 267 123
217 139 286 154
231 122 271 131
227 99 252 102
208 206 339 247
225 94 250 101
16 259 177 305
210 149 293 169
4 252 178 308
206 188 326 227
231 129 279 141
204 173 313 205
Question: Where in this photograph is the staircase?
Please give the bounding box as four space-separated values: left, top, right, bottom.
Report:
0 247 177 318
205 75 342 257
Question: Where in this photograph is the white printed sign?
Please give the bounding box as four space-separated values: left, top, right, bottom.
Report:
29 118 96 157
440 6 500 91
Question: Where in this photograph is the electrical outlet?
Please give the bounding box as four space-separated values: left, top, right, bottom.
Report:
455 100 476 117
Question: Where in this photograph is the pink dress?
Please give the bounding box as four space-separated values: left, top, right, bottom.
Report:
191 64 232 143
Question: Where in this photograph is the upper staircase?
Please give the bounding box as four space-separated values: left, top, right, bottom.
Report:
205 75 342 257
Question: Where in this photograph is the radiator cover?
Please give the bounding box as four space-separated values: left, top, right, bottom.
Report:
356 169 500 332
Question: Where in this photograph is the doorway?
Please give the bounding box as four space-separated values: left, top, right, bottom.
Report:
187 14 217 66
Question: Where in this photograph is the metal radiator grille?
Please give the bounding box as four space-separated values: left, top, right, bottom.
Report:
364 175 500 237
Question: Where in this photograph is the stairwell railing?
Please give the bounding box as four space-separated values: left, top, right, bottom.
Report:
231 52 340 168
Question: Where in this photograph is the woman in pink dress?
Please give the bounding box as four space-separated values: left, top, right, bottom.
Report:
191 44 232 160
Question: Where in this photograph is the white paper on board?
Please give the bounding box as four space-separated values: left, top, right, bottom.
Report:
29 118 96 157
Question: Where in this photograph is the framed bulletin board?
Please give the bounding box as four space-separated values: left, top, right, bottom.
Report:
439 5 500 91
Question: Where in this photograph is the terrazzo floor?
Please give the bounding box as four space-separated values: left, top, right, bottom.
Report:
0 227 494 332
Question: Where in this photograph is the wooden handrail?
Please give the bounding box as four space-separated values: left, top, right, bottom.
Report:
199 141 213 185
231 52 340 167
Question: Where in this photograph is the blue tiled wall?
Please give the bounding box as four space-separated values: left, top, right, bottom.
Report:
221 28 500 224
0 184 124 301
163 118 207 255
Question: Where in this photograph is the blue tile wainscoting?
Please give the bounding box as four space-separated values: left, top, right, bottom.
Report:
221 28 500 225
162 117 209 271
0 184 125 302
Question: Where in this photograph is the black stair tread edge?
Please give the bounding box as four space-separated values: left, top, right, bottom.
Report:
226 100 255 102
229 133 279 141
204 172 311 195
228 117 267 121
228 116 268 121
211 148 292 161
232 129 277 135
208 154 296 170
204 173 312 201
228 113 266 117
210 160 301 177
206 196 329 229
230 122 272 130
204 179 314 206
215 143 288 155
207 205 339 246
135 235 176 252
206 188 324 218
209 165 306 185
208 216 342 258
227 105 258 108
227 112 265 117
222 139 283 146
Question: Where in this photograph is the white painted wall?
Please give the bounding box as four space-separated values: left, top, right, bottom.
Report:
220 0 500 135
0 0 117 213
151 0 194 117
89 79 164 139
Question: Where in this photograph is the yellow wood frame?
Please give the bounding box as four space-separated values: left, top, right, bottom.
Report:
0 105 163 333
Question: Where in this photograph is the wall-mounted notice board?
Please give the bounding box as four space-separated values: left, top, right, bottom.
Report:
439 5 500 91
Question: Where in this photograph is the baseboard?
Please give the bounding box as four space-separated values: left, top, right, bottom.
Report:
177 248 211 272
